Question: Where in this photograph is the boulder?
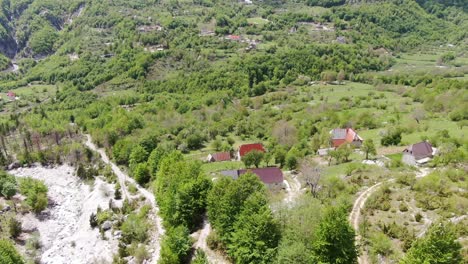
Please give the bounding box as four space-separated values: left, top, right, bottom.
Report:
8 162 20 170
102 221 112 231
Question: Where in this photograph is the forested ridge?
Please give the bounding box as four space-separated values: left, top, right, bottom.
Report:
0 0 466 263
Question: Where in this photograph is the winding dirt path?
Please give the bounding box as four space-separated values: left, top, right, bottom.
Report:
283 172 302 205
192 217 231 264
349 179 394 264
350 167 432 263
84 135 165 262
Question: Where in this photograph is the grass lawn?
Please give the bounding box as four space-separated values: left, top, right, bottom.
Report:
201 161 244 174
247 17 269 25
386 153 403 163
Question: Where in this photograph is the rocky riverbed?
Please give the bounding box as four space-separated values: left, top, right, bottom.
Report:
9 165 118 264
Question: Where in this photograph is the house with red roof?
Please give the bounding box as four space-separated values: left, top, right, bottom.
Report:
330 128 363 148
7 91 16 101
207 152 231 162
237 143 265 160
220 167 284 188
226 34 241 41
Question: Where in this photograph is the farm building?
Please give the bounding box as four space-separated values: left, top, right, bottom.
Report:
402 141 437 166
220 167 284 188
7 91 16 101
237 143 265 160
330 128 363 148
206 152 231 162
226 35 241 41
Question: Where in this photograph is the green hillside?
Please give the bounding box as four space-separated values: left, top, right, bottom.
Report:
0 0 466 263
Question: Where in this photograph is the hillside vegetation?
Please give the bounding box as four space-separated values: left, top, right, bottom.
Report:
0 0 466 263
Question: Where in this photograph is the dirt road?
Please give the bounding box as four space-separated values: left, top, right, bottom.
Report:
192 217 231 264
85 135 165 262
350 167 431 264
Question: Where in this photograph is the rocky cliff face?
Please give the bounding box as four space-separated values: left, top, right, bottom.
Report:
0 34 17 58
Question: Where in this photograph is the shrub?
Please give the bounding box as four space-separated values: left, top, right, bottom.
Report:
0 239 24 263
89 213 98 228
399 203 408 212
206 230 223 251
19 177 48 213
414 213 423 222
370 232 393 256
193 249 209 264
0 172 17 199
396 173 416 188
381 130 402 146
160 225 192 264
1 182 17 199
114 182 122 200
8 217 22 239
121 210 148 244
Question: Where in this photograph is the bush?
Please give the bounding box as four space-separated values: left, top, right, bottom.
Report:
193 249 209 264
8 217 22 239
133 163 151 185
399 203 408 212
121 210 149 244
396 173 416 188
114 182 122 200
381 130 402 146
206 230 223 251
0 239 24 263
0 172 17 199
285 153 298 170
369 232 393 256
89 213 98 228
1 182 17 199
160 225 192 264
414 213 423 222
19 177 48 213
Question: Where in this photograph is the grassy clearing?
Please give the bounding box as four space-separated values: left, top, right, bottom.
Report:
201 161 244 174
247 17 269 25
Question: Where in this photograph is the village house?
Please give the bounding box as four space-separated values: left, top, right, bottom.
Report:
220 167 284 189
330 128 363 148
237 143 265 160
402 141 437 166
7 91 17 101
225 35 241 41
206 152 231 162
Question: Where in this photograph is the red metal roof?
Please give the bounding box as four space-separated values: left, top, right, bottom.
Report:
228 35 240 40
239 167 283 184
211 152 231 162
239 143 265 157
331 128 362 147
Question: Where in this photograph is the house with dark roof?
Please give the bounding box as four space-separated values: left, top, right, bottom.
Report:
402 141 437 166
330 128 363 148
220 167 284 188
207 152 231 162
237 143 265 160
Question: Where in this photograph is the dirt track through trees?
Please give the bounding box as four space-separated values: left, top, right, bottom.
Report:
85 135 165 262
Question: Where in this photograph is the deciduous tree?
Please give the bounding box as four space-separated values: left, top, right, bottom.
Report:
299 159 321 198
313 206 357 264
242 150 264 168
402 223 462 264
362 139 376 160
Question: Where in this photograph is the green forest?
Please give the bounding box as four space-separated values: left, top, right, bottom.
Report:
0 0 466 263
